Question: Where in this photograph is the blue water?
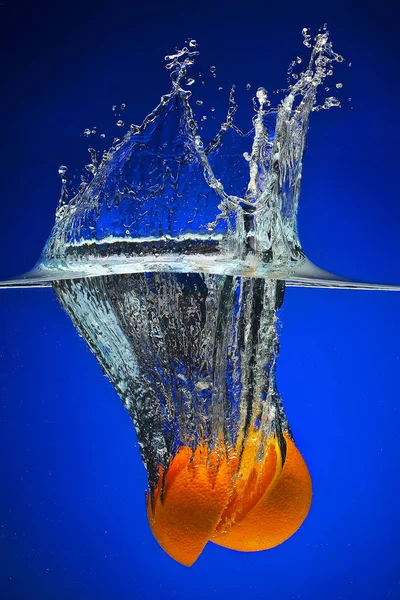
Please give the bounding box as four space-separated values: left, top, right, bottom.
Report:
1 1 400 599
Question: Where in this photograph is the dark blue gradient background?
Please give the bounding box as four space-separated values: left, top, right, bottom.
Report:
1 1 399 599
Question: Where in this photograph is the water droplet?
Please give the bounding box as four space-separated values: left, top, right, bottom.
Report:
348 97 352 102
113 137 120 144
88 147 97 165
186 78 195 86
112 105 117 111
296 56 302 64
201 115 207 122
243 152 251 161
324 96 340 108
85 163 97 174
189 39 197 48
218 86 223 92
256 87 269 107
100 133 106 139
83 128 91 137
292 73 299 80
210 66 216 73
211 107 215 112
116 120 124 127
91 127 97 135
196 100 203 106
246 83 251 90
58 165 68 177
336 55 344 63
336 83 343 89
348 62 352 67
325 86 330 91
130 124 140 134
302 27 312 48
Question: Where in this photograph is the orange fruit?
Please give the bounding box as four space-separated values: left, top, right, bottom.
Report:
147 432 312 566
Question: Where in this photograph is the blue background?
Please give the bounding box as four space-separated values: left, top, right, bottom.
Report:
1 0 399 598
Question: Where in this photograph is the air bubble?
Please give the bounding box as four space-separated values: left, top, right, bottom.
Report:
196 100 203 106
116 120 124 127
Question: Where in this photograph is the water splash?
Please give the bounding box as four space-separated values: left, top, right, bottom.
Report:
1 28 379 289
44 32 340 273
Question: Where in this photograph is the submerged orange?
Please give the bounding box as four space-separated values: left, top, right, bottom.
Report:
147 433 312 566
